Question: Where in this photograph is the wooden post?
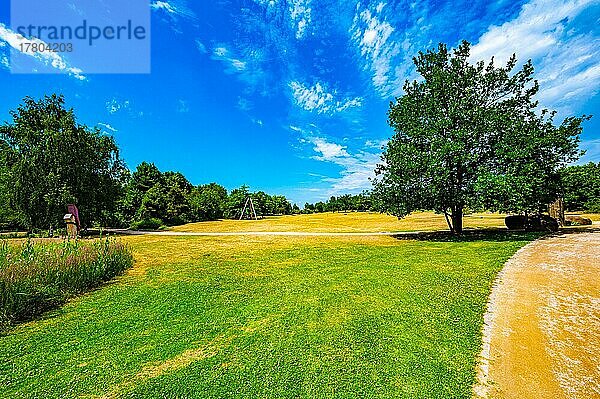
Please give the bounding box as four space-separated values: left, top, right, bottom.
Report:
548 198 565 227
239 197 258 220
63 214 78 238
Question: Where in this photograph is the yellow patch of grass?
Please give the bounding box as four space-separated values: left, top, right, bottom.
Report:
170 211 507 233
577 213 600 222
98 334 231 399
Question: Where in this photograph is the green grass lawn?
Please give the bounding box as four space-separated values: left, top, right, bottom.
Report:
0 234 536 398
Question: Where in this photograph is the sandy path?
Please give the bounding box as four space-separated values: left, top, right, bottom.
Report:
474 232 600 399
105 229 418 237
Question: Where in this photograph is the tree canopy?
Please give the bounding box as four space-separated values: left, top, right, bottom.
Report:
560 162 600 212
373 41 588 233
0 95 127 230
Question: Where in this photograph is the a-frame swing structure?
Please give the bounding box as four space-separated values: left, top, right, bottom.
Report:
239 197 258 220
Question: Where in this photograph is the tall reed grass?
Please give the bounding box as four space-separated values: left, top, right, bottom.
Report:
0 237 133 329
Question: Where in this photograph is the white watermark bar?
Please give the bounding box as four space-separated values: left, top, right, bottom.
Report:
10 0 151 76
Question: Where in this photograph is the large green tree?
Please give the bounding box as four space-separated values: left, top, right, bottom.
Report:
189 183 228 221
137 171 193 225
0 95 127 230
374 41 587 234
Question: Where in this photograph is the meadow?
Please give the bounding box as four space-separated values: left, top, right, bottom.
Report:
0 215 541 398
0 238 133 329
171 211 508 233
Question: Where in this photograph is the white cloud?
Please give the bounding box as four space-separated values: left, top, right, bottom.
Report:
470 0 600 111
365 139 388 149
350 4 401 96
237 97 252 111
0 23 85 80
231 59 247 71
106 99 130 114
289 81 362 114
211 46 248 73
151 1 176 13
289 0 312 39
580 139 600 163
150 0 195 19
311 137 349 160
97 123 117 133
308 136 380 195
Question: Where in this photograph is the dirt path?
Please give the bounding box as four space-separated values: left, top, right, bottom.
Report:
474 232 600 399
105 229 418 237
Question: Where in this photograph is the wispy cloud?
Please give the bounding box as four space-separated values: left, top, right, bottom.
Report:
106 98 144 118
212 46 247 73
308 136 379 195
150 0 196 20
106 99 130 115
0 47 8 70
195 39 207 54
207 44 272 92
311 137 350 160
97 122 117 133
349 3 401 97
470 0 600 112
289 81 362 114
580 139 600 163
289 0 312 39
0 23 85 80
177 99 189 113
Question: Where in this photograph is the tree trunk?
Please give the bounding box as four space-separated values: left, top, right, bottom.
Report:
444 211 455 234
452 206 463 235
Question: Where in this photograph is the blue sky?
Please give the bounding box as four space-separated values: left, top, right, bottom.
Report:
0 0 599 205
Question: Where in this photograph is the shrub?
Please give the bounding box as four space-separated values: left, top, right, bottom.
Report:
505 215 558 232
0 237 133 329
130 218 164 230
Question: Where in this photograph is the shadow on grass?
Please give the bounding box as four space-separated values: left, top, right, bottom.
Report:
392 225 600 242
391 228 546 242
0 277 124 336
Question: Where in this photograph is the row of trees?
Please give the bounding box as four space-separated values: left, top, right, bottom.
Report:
303 192 373 213
561 162 600 212
0 95 295 231
120 162 295 227
1 38 598 235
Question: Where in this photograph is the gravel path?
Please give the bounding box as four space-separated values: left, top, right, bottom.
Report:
104 229 419 237
474 232 600 399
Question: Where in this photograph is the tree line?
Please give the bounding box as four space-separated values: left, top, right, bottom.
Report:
302 192 374 213
0 95 295 232
121 162 296 229
561 162 600 213
2 39 599 236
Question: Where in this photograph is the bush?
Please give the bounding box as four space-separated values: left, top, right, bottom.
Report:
505 215 559 232
130 218 164 230
505 215 527 230
0 237 133 329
